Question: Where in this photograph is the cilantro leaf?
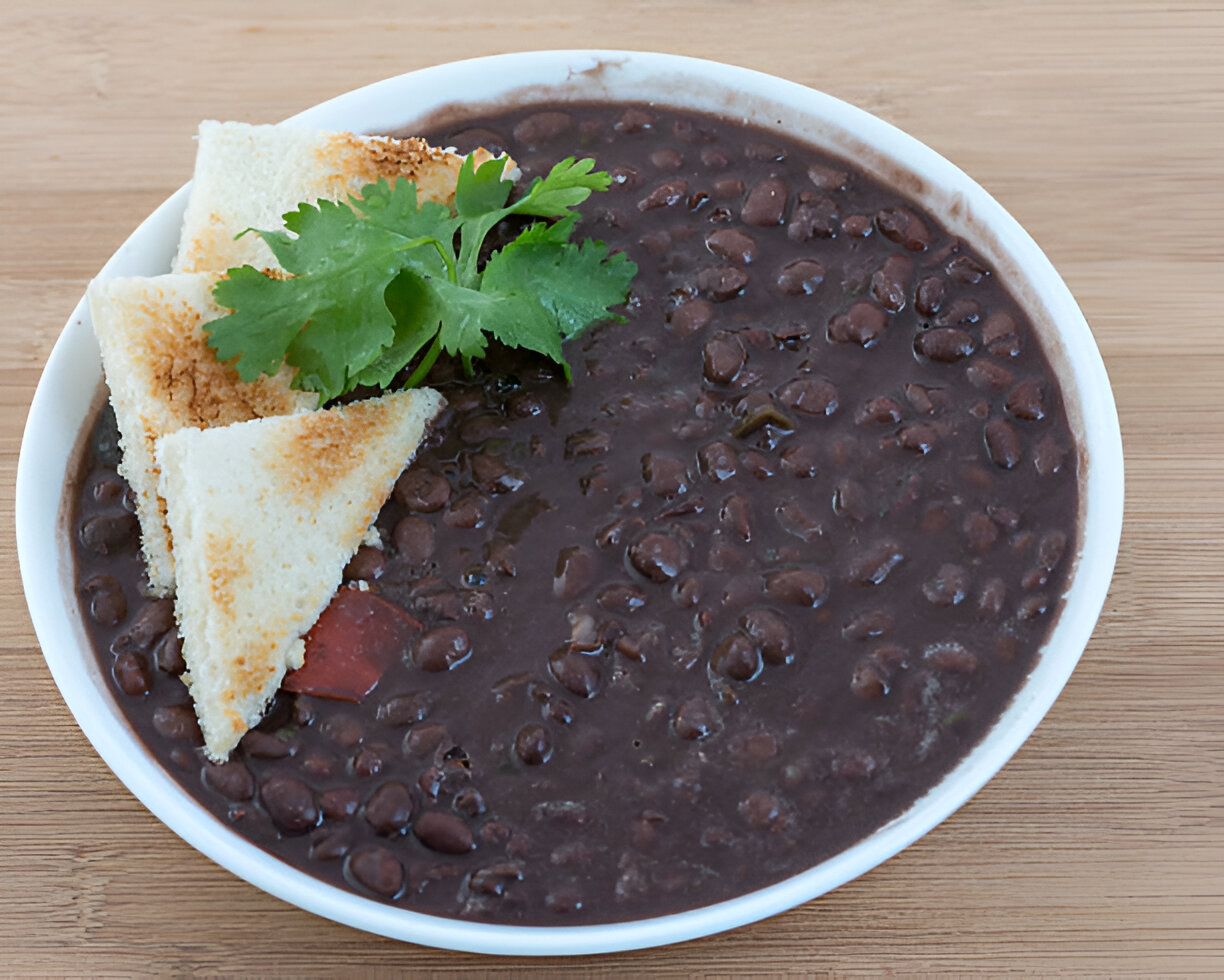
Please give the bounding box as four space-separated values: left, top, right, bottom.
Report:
483 219 636 340
206 152 636 403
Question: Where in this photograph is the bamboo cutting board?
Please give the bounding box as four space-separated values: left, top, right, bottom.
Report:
1 1 1221 974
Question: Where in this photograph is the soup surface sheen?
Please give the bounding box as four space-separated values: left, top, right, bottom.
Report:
73 102 1078 925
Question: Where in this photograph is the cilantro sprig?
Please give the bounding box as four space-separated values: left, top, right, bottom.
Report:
207 155 637 403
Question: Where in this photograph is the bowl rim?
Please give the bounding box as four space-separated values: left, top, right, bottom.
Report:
16 49 1124 955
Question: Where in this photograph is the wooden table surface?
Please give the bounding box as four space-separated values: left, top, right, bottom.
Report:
3 1 1222 974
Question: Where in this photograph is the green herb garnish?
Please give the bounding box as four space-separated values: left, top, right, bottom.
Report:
207 155 637 403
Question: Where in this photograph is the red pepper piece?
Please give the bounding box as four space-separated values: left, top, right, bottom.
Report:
283 589 421 702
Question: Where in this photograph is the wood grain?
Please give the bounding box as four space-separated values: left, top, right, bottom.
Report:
2 0 1221 974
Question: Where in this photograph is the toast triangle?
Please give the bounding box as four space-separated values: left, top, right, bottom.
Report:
172 120 508 274
156 387 445 761
88 272 315 595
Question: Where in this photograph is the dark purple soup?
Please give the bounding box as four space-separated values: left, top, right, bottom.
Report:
73 102 1078 925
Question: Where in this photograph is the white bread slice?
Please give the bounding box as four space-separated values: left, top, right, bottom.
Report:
155 387 445 761
172 121 509 274
88 273 315 595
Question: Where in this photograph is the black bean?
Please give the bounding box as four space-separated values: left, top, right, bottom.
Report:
78 512 139 555
847 542 905 585
896 422 937 455
871 254 912 311
706 228 757 265
261 776 318 833
363 781 415 836
549 647 602 699
352 746 385 778
403 722 449 758
983 311 1022 357
964 513 1000 552
841 214 872 236
833 478 871 522
1006 379 1046 421
850 660 888 698
1033 434 1068 476
842 609 894 641
828 302 888 346
545 885 585 913
696 265 748 302
112 598 176 653
915 275 945 315
779 442 820 478
554 546 595 599
738 790 790 831
203 760 255 801
412 626 472 673
1018 594 1051 619
763 568 828 607
616 107 654 132
740 608 795 665
1038 530 1068 571
442 492 488 530
984 418 1023 469
741 178 789 226
343 545 385 582
513 110 572 145
672 696 720 739
698 441 738 482
310 827 352 862
775 500 824 542
777 377 838 416
112 651 151 696
392 516 435 565
628 533 686 583
915 327 976 363
856 396 903 425
710 633 762 681
469 451 525 494
152 704 202 743
153 630 185 675
638 180 689 211
515 723 553 766
454 789 488 818
80 574 127 627
948 253 989 283
320 787 361 820
469 862 523 897
650 147 684 169
934 297 981 328
565 428 612 458
668 298 713 338
597 583 647 614
347 847 404 897
241 729 295 759
642 453 689 498
924 641 979 673
414 810 476 854
776 259 825 296
394 468 450 512
923 564 970 606
787 195 838 241
966 358 1015 391
876 207 931 250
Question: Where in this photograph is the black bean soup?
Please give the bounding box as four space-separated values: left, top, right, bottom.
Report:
73 102 1078 925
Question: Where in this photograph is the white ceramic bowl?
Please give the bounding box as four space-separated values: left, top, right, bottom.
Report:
16 50 1123 955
